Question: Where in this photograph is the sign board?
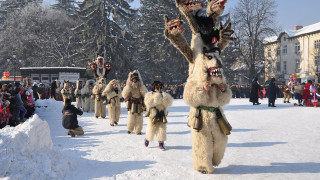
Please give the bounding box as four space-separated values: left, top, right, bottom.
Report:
59 72 80 82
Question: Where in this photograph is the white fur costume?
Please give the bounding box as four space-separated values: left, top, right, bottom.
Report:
122 70 148 135
183 34 232 174
102 79 122 125
164 0 233 173
144 91 173 142
74 80 83 109
81 80 95 113
92 77 107 118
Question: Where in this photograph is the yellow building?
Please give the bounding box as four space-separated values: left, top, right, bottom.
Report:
264 22 320 83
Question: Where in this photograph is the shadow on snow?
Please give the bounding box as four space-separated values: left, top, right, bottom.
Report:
227 142 287 148
216 162 320 174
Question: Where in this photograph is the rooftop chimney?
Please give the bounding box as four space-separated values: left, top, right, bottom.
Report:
294 25 303 30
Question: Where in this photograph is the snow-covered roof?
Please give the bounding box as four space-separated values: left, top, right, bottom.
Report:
263 36 278 43
20 67 86 70
290 22 320 37
264 22 320 44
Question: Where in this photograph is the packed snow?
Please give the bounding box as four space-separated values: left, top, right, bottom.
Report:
0 114 71 179
1 98 320 179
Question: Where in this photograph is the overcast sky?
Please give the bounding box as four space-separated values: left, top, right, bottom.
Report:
130 0 320 31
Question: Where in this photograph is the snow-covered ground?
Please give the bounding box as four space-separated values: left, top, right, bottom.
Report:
1 98 320 180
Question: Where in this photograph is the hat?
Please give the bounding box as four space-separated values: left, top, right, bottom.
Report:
25 91 31 96
152 81 164 92
2 84 8 90
270 78 276 83
14 82 20 87
65 98 72 105
33 82 38 86
4 100 10 107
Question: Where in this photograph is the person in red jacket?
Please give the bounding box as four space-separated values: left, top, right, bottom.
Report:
302 80 312 106
0 97 11 129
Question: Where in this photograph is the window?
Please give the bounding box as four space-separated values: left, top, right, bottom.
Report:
276 62 281 71
283 61 287 72
276 47 281 56
314 40 320 49
42 77 49 80
32 77 39 80
315 56 320 66
296 59 300 69
267 49 271 57
295 42 300 54
282 45 287 54
283 37 287 41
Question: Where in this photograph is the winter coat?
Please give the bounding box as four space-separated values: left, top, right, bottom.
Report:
302 83 311 100
249 81 261 102
15 91 24 107
283 85 290 94
0 104 10 129
51 81 57 95
62 104 83 129
32 85 39 100
267 82 278 101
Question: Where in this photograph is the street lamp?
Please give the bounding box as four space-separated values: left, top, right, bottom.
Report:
7 55 22 83
115 71 118 80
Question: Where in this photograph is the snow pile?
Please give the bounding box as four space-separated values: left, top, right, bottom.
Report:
35 99 64 114
0 114 71 179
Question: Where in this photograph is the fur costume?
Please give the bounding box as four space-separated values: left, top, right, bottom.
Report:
92 77 107 118
102 79 122 126
183 42 232 173
61 81 72 105
166 0 233 59
81 80 95 113
74 80 83 109
165 0 233 174
144 82 173 148
88 55 111 81
55 80 62 101
22 77 32 88
122 70 148 135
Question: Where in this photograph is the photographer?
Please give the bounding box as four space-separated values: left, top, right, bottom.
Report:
62 98 84 137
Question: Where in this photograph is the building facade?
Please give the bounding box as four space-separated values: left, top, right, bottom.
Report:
20 67 87 85
264 22 320 84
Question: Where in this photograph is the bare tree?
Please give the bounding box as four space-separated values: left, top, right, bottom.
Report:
231 0 279 81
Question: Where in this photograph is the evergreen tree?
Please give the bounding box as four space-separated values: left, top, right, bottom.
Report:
135 0 191 83
51 0 76 14
69 0 137 80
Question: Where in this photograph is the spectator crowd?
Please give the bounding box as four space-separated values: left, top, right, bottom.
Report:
1 78 319 130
